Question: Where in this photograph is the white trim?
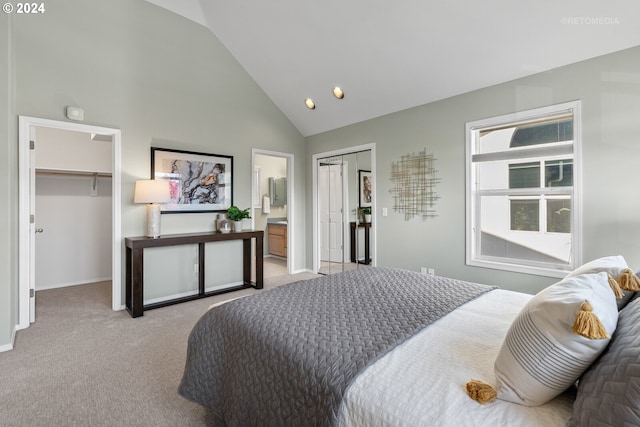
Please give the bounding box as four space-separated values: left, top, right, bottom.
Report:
0 327 16 352
251 148 295 274
35 277 112 291
18 116 123 331
465 101 582 278
312 143 376 273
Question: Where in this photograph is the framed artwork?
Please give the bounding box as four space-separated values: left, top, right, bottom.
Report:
151 147 233 213
358 170 372 208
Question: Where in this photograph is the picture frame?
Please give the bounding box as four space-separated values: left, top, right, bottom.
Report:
358 170 372 208
151 147 233 213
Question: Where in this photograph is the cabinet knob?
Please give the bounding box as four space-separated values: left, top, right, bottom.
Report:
35 228 44 233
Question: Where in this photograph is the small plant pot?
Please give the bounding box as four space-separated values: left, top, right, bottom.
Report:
232 220 243 232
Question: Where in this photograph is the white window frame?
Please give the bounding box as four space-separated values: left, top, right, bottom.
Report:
465 101 582 278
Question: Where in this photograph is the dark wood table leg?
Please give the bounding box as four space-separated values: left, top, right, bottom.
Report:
350 222 356 262
364 224 370 265
125 246 132 314
255 235 263 289
130 247 144 318
198 242 205 295
243 237 251 286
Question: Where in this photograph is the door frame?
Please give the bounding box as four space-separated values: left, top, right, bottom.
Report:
312 143 376 273
17 116 122 329
251 148 294 274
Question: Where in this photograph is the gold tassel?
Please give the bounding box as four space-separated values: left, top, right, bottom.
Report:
572 300 609 339
608 275 624 299
618 269 640 291
466 380 497 404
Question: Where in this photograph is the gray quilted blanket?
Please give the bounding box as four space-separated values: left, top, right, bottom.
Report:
178 267 495 426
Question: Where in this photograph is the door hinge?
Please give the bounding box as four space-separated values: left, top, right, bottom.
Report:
30 214 35 224
30 140 35 150
30 288 35 298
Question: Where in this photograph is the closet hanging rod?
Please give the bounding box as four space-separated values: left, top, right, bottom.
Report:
35 169 112 178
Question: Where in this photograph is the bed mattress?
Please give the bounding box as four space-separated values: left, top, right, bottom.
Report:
338 289 575 426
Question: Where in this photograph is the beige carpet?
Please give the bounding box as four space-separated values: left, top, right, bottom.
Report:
0 266 318 427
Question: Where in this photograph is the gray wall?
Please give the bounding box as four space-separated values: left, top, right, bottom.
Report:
35 174 113 290
1 13 17 350
1 0 305 348
307 46 640 295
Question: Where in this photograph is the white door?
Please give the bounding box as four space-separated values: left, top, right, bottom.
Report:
318 162 344 263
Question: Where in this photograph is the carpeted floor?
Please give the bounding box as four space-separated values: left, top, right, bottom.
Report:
0 262 318 427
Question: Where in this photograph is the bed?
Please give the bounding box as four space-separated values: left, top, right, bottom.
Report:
178 262 640 427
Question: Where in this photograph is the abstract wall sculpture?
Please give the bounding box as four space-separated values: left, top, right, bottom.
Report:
389 148 440 220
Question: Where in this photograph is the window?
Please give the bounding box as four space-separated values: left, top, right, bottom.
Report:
466 102 581 277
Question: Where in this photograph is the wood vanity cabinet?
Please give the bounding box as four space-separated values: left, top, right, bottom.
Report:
268 224 287 257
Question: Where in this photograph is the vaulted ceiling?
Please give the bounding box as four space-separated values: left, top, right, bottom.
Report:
146 0 640 136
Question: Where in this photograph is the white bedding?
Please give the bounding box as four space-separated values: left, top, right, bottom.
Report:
338 289 575 427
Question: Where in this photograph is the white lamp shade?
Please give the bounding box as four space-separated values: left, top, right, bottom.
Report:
134 180 171 204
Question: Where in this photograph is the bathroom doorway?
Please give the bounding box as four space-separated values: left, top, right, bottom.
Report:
252 149 294 277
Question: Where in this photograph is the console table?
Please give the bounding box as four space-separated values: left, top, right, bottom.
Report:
125 230 263 318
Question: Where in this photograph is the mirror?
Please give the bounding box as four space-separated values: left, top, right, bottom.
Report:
269 177 287 206
317 149 372 275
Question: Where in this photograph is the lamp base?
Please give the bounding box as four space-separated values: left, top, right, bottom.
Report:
145 203 162 238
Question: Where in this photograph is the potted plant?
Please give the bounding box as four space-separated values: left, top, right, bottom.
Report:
359 206 372 223
227 205 251 231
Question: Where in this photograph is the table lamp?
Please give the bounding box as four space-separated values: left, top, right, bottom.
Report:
134 179 171 238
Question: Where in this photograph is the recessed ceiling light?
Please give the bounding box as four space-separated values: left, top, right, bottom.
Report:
305 98 316 110
333 87 344 99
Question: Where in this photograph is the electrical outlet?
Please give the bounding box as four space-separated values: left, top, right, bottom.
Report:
193 264 199 274
420 267 427 274
427 268 435 276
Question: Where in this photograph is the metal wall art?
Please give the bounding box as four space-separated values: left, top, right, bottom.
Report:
389 148 440 220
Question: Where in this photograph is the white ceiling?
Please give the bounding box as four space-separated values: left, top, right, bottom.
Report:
146 0 640 136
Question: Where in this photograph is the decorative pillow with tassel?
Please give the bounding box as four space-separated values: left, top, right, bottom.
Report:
564 255 639 310
468 272 618 407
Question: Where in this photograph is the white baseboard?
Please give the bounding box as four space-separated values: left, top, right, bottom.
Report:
291 268 314 274
0 327 16 353
36 277 112 291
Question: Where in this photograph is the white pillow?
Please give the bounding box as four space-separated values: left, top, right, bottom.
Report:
494 272 618 406
566 255 634 309
565 255 628 280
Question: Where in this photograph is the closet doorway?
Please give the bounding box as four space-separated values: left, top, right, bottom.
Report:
313 143 376 275
18 116 122 329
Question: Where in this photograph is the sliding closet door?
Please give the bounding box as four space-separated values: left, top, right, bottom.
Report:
317 149 372 275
